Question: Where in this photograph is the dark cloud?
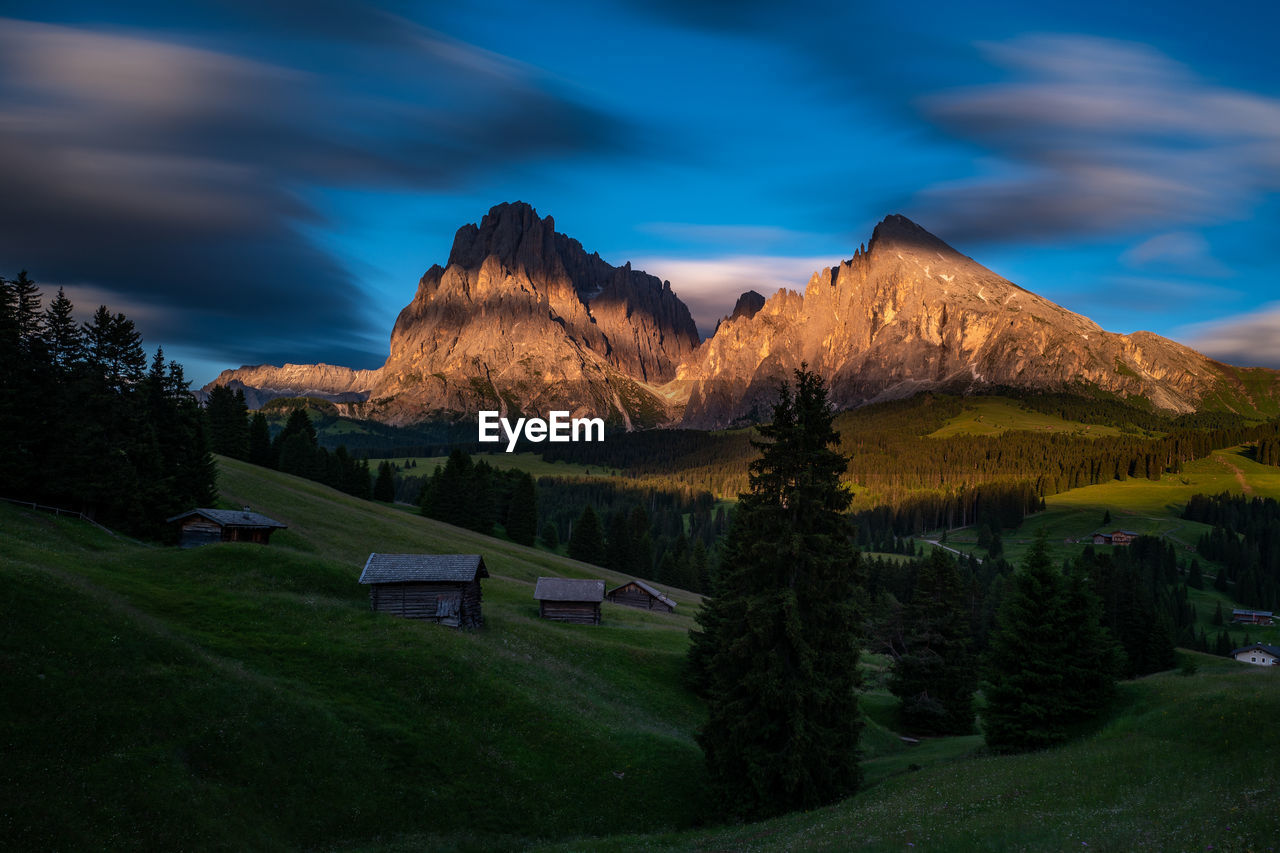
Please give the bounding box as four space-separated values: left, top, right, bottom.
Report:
0 14 629 369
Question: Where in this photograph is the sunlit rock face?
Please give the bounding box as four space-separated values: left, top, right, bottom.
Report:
207 206 1278 428
209 201 700 427
676 214 1260 427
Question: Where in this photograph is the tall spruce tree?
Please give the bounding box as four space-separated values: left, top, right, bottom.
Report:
690 367 862 819
567 504 606 565
373 461 396 502
505 471 538 546
982 531 1120 752
889 547 977 734
247 412 274 468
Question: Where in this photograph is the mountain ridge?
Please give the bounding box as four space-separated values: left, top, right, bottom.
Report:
206 203 1280 426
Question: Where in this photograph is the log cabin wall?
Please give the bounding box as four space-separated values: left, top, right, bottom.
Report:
538 600 601 624
179 519 223 548
370 579 484 628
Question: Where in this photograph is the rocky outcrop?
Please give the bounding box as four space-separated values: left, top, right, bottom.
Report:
676 214 1262 426
202 363 380 409
210 202 700 426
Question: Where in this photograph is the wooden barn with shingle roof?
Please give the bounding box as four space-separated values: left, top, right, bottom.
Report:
359 553 488 628
167 507 287 548
534 577 604 624
606 579 676 613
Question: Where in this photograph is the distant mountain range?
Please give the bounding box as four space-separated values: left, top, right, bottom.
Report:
206 202 1280 427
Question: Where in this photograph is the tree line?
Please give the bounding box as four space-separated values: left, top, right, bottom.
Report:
684 370 1148 822
406 450 728 592
205 390 375 501
537 392 1280 519
1184 492 1280 610
0 272 216 539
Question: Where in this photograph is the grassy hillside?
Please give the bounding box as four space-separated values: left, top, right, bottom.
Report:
6 456 1279 851
939 446 1280 567
0 458 942 851
1 458 709 851
927 396 1129 438
533 655 1280 852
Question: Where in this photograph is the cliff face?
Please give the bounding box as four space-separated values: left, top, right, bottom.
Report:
205 205 1280 428
676 215 1265 426
202 363 381 409
209 202 699 426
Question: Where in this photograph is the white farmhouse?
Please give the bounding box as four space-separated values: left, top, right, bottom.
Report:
1232 643 1280 666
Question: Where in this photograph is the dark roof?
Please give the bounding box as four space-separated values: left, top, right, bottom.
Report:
534 577 604 602
166 508 286 529
1232 609 1274 617
1232 643 1280 657
359 554 488 585
607 579 676 610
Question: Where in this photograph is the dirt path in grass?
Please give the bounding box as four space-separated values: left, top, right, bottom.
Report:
1215 455 1254 495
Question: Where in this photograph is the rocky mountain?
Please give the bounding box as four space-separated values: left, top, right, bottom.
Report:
201 363 378 409
210 202 699 426
677 214 1274 426
207 205 1280 428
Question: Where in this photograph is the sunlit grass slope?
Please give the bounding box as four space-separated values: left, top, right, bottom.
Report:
927 396 1129 438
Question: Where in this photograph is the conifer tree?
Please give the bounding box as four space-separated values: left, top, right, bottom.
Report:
691 367 862 819
505 471 538 546
42 288 81 371
889 547 977 734
983 531 1120 752
567 504 606 565
373 461 396 502
541 521 560 551
248 412 274 468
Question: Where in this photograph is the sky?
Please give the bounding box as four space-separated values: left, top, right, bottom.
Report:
3 1 1280 385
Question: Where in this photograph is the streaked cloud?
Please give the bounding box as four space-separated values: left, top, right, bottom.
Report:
0 16 628 368
1182 305 1280 369
912 35 1280 243
1121 232 1233 278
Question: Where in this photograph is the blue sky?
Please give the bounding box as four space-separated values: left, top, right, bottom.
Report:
3 1 1280 384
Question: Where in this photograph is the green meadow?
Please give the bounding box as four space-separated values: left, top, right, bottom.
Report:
3 455 1278 851
927 396 1130 438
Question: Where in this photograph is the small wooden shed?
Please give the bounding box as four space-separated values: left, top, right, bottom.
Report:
167 507 287 548
358 553 488 628
534 577 604 624
606 579 676 613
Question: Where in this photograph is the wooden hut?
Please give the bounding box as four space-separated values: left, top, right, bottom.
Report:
358 553 488 628
167 507 287 548
533 577 604 624
606 579 676 613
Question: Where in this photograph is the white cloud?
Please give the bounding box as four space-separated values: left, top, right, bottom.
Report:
914 34 1280 243
1120 232 1232 278
1181 304 1280 369
633 254 837 335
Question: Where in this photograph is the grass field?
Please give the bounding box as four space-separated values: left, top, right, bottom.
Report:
927 397 1131 438
0 457 963 851
4 455 1279 850
532 654 1280 852
938 447 1280 568
365 452 618 479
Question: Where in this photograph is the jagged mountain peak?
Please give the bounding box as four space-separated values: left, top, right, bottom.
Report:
446 200 556 271
869 213 959 256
